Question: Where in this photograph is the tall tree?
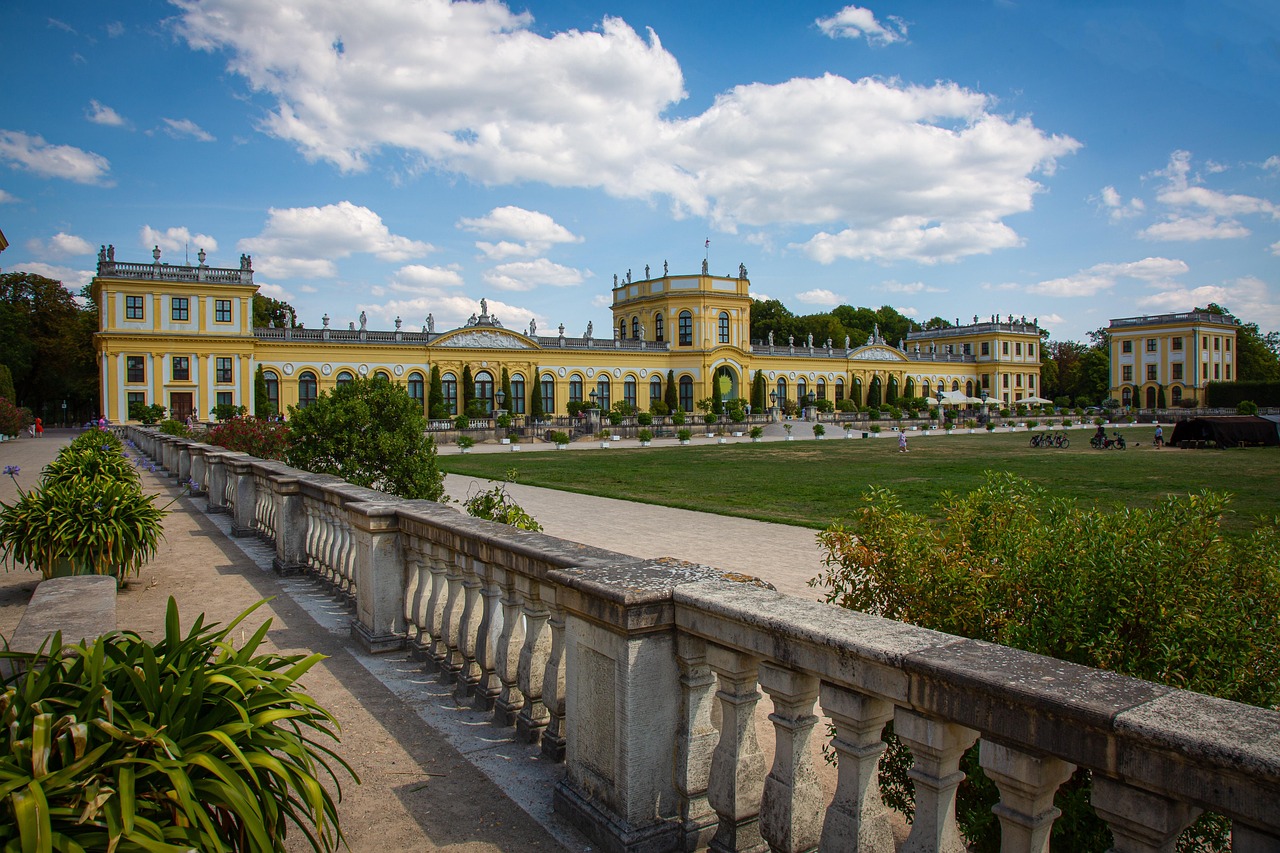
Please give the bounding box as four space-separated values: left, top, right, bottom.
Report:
529 365 545 421
751 369 767 411
461 365 475 414
749 298 797 344
0 272 98 421
665 369 679 412
252 294 298 328
428 365 445 419
500 366 513 413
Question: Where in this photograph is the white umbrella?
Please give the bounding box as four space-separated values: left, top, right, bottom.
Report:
1021 395 1054 405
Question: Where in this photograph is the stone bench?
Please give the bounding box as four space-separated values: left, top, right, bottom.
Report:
2 575 118 678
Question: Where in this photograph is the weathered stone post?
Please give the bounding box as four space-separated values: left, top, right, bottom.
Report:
205 451 229 513
227 456 257 537
187 444 209 496
348 500 407 654
269 471 308 575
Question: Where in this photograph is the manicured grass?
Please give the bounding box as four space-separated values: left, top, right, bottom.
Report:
438 426 1280 534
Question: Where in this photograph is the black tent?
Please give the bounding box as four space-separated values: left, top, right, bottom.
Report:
1169 416 1280 448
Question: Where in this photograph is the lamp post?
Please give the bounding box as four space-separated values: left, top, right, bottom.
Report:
61 400 67 428
805 389 817 422
769 389 778 423
494 388 506 418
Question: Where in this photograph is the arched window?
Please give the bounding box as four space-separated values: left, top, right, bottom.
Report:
298 371 318 408
775 377 788 407
569 375 584 405
678 310 693 346
679 375 694 412
442 373 458 415
263 371 279 415
965 380 974 398
407 372 425 411
540 374 555 416
475 371 494 412
1146 386 1156 409
595 375 611 410
623 376 637 410
816 379 827 401
718 311 730 344
835 377 844 403
511 373 526 414
797 378 808 405
650 375 662 407
655 314 665 343
631 316 639 339
619 319 627 340
952 380 960 392
336 370 354 387
374 370 390 381
1171 386 1182 405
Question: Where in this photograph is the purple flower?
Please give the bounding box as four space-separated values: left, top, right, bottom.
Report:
3 465 19 476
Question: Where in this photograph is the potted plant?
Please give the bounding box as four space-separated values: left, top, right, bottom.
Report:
783 423 793 441
599 428 612 448
750 425 764 442
508 431 521 451
869 424 882 435
813 423 825 439
638 428 653 447
1027 419 1039 430
986 422 997 432
677 428 692 445
457 435 475 453
550 430 570 450
842 422 854 438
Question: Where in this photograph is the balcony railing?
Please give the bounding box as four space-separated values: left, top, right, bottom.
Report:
130 426 1280 853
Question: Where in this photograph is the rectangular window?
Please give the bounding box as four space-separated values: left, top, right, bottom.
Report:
1028 375 1036 389
1002 342 1009 355
1203 364 1209 379
1225 338 1231 352
981 374 990 389
511 377 526 414
1214 364 1220 379
215 357 233 383
1147 365 1158 381
127 392 146 412
569 377 583 404
126 356 145 383
1214 337 1220 351
718 313 729 344
1015 342 1022 356
172 356 190 381
215 299 232 323
1122 365 1133 382
442 377 457 415
1002 373 1010 388
540 376 555 415
216 391 233 408
1015 374 1023 387
1121 340 1133 353
1172 363 1183 380
678 312 692 346
1202 336 1208 349
171 297 189 322
1147 339 1158 352
1226 365 1232 380
1172 337 1183 351
980 342 989 356
125 295 145 320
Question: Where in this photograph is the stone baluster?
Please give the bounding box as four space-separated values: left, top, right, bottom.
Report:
348 500 406 654
978 741 1074 853
675 633 720 851
325 503 344 591
539 583 567 761
894 709 979 853
303 498 322 575
206 453 228 513
492 567 527 727
758 663 822 853
472 559 503 712
817 684 894 853
424 543 452 670
403 539 432 656
453 555 484 700
176 443 191 484
706 644 767 853
516 576 551 743
439 552 466 681
338 509 359 603
229 458 257 537
1089 776 1197 853
188 445 208 496
314 503 335 585
270 473 306 575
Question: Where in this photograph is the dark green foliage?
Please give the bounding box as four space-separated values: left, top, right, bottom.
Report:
665 369 679 411
0 363 14 402
0 273 99 422
1156 383 1166 409
461 365 475 414
158 419 190 437
751 370 767 411
462 474 542 531
286 376 444 500
0 598 354 852
128 401 167 424
1238 400 1260 415
255 365 275 419
210 403 248 421
529 365 545 420
429 365 446 419
813 473 1279 851
1206 380 1280 407
252 293 298 328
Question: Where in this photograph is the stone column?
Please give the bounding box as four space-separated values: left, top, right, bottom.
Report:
895 709 979 853
675 633 719 851
492 567 527 727
1090 776 1197 853
227 457 257 537
453 555 484 700
758 662 822 853
270 472 307 575
818 684 894 853
978 741 1074 853
205 451 229 513
706 643 766 853
176 442 191 484
540 583 567 761
347 500 407 654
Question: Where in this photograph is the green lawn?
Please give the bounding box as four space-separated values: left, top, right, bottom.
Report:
438 426 1280 533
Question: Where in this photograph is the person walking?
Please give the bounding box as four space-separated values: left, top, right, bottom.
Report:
34 417 42 437
1154 424 1163 448
898 430 908 453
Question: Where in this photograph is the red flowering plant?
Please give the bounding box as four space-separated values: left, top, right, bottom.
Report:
206 416 292 461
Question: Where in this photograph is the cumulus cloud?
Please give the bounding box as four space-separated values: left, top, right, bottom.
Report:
1097 185 1144 221
1028 257 1189 298
1139 215 1251 242
26 232 94 258
238 201 433 278
162 118 215 142
877 280 945 294
0 130 111 184
10 261 94 292
1137 276 1279 330
0 189 20 203
1264 155 1280 175
140 226 220 257
1139 149 1277 242
816 6 908 45
482 258 586 292
458 206 582 259
87 100 126 127
357 294 538 332
173 0 1078 264
388 264 465 294
795 288 842 305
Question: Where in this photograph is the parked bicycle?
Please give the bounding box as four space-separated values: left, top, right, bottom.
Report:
1029 433 1070 448
1090 432 1126 450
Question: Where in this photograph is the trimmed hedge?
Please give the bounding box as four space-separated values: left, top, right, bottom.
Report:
1205 380 1280 407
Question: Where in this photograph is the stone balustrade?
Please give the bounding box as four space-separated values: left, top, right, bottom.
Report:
125 426 1280 853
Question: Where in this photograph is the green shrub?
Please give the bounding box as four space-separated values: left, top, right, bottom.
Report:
454 414 470 430
548 430 569 445
463 480 541 531
128 401 167 424
457 435 475 449
676 428 692 442
206 418 292 461
749 426 764 439
671 410 686 426
637 429 653 443
866 409 881 420
158 419 190 437
637 412 653 426
813 423 825 437
608 411 623 426
1238 399 1259 415
210 403 248 422
0 598 355 851
813 474 1279 851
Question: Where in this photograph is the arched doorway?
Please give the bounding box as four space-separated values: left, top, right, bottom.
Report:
713 365 739 402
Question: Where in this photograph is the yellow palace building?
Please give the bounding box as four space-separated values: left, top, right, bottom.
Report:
91 246 1044 423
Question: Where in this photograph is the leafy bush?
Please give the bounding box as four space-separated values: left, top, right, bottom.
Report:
813 423 825 437
566 400 588 417
210 403 247 422
287 377 444 500
463 478 542 531
0 397 32 437
749 426 764 439
676 428 692 442
0 598 354 851
127 401 167 425
158 419 190 437
637 412 653 426
670 410 686 426
548 431 569 445
869 424 881 433
648 401 669 417
453 414 470 430
812 474 1279 851
206 417 292 461
1238 399 1259 415
866 409 881 420
637 429 653 443
703 413 716 426
608 411 623 426
457 435 475 449
496 413 512 429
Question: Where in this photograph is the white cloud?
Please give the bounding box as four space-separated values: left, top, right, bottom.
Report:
482 258 585 292
795 288 842 306
356 294 539 333
1271 239 1280 255
458 206 582 259
239 201 433 279
816 6 908 45
877 280 945 294
1138 150 1277 242
0 189 20 203
140 226 220 257
162 118 215 142
0 130 111 184
1139 215 1251 242
389 264 465 293
106 21 125 38
10 261 94 292
1137 276 1279 330
87 100 126 127
174 1 1078 264
26 232 94 258
1028 257 1189 298
1097 185 1145 221
1264 155 1280 175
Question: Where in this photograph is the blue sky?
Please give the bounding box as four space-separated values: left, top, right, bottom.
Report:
3 0 1278 342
